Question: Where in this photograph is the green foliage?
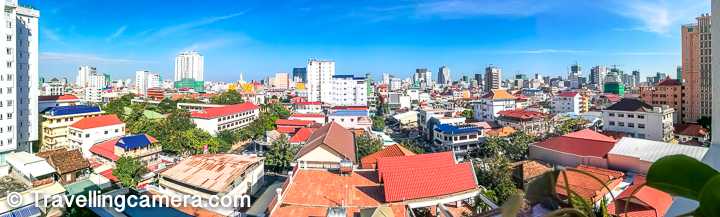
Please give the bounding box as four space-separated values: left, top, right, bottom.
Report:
112 156 147 187
271 95 278 99
371 115 385 131
266 102 291 119
460 110 474 119
154 98 178 114
356 134 383 159
646 155 719 202
150 110 197 156
264 134 299 172
184 128 219 154
103 93 134 116
399 141 424 154
474 156 517 204
503 130 536 161
545 115 585 139
211 90 245 105
480 134 507 158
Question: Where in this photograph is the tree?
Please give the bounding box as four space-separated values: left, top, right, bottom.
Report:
216 129 241 146
473 156 518 204
399 141 425 154
503 130 536 161
155 98 178 114
266 102 291 119
185 128 219 154
479 135 508 158
211 90 245 105
371 115 385 131
264 134 299 172
356 134 383 159
151 110 197 156
112 156 147 187
461 110 474 119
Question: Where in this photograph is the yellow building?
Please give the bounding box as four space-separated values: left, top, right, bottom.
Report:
41 105 105 151
297 82 306 90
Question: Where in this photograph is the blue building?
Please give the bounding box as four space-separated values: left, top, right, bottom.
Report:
293 67 307 83
433 123 484 158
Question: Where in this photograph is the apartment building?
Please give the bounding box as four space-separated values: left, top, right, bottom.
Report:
41 105 105 151
275 72 289 89
42 78 63 96
306 59 335 102
135 71 161 97
76 66 96 87
174 51 204 81
0 1 39 158
551 92 583 114
67 114 125 157
484 66 501 92
473 89 516 122
84 73 105 103
331 75 367 106
38 95 80 112
496 110 550 132
293 101 323 114
681 14 712 123
433 123 483 157
602 99 675 142
89 134 162 167
190 102 260 136
327 110 372 131
639 78 682 119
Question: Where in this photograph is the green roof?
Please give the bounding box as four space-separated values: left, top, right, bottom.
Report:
123 107 167 119
64 179 101 196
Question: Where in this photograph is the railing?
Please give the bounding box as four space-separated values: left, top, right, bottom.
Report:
125 147 162 158
682 23 698 27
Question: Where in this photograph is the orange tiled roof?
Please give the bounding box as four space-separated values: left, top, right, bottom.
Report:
480 89 515 99
556 165 624 201
360 144 415 169
486 127 516 137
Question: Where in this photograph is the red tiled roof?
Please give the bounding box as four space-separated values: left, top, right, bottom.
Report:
556 165 624 201
99 169 120 182
89 138 120 161
600 94 622 102
557 92 579 97
250 82 263 85
69 114 124 130
288 127 316 143
276 126 300 134
361 144 416 169
190 102 259 118
384 162 477 202
377 84 388 88
294 101 322 105
674 124 707 137
654 78 682 86
38 94 79 101
377 152 455 182
272 205 406 217
480 90 515 99
291 114 325 118
486 127 516 137
497 110 548 120
275 119 314 126
607 175 674 217
532 129 617 158
282 170 385 206
294 122 357 162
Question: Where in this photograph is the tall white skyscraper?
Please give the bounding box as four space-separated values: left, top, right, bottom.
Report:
85 74 105 103
590 65 610 84
136 71 160 97
306 59 335 102
438 66 450 85
76 66 96 87
382 73 390 85
569 63 582 89
0 1 40 154
174 51 204 81
484 66 501 92
332 75 367 106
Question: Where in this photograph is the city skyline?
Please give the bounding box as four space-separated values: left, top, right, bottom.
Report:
36 0 708 82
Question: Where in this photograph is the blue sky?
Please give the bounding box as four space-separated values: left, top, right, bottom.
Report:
35 0 709 83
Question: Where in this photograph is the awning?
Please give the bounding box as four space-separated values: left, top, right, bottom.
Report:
27 161 56 178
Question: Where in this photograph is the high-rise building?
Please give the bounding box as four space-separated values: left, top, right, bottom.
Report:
306 59 335 102
103 73 111 86
43 78 63 96
484 66 501 92
136 71 161 97
535 74 542 80
626 75 636 87
174 51 204 81
438 66 450 85
85 74 105 103
568 63 582 89
515 74 526 80
0 1 39 154
76 66 96 87
332 75 367 106
681 13 712 123
275 72 289 89
632 70 641 85
543 76 551 84
654 72 667 84
676 66 682 80
382 73 390 85
292 67 307 83
474 73 483 84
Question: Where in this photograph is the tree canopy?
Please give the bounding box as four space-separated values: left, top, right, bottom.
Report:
461 110 474 119
371 115 385 131
112 156 147 187
399 141 425 154
473 156 519 204
264 134 299 172
479 130 536 161
356 134 383 159
211 90 245 105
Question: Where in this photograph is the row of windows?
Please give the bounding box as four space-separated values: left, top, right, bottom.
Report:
607 113 644 119
217 116 255 131
219 111 255 122
608 121 645 128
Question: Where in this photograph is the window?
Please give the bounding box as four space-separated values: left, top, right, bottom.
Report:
115 129 119 133
66 174 71 182
619 122 625 127
609 121 615 126
5 48 10 55
638 124 645 129
5 21 9 28
5 62 9 68
609 113 615 117
85 134 90 138
5 35 9 41
104 130 108 135
618 113 624 117
627 114 634 118
638 134 646 139
638 115 645 119
628 123 634 127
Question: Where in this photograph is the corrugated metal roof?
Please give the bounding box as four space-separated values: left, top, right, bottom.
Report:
609 137 709 162
329 110 368 116
46 105 101 116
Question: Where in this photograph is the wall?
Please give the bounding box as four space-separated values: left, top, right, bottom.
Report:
529 145 608 168
296 144 343 163
607 153 653 174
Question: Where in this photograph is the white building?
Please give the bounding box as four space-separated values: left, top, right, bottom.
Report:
84 74 105 103
0 2 40 156
67 114 125 158
76 66 96 87
135 71 160 97
381 73 390 85
484 66 501 92
331 75 367 106
42 78 63 96
389 77 401 91
438 66 450 85
551 92 582 114
602 99 675 142
417 109 466 141
190 103 260 136
162 80 174 89
306 59 335 102
473 89 516 122
293 102 323 114
38 95 81 112
174 51 204 81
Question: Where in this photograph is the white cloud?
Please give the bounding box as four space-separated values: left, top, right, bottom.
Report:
179 37 249 53
154 12 244 36
39 52 157 64
504 50 588 54
106 26 127 42
610 0 709 34
613 52 679 55
40 28 65 45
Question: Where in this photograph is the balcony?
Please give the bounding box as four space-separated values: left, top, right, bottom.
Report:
43 138 56 145
124 147 162 158
44 129 68 137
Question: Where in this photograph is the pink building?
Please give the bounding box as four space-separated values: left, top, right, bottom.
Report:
328 110 372 131
276 72 289 90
